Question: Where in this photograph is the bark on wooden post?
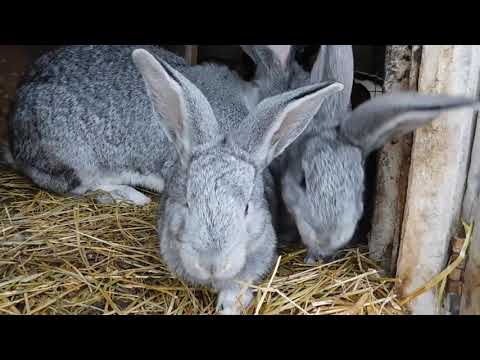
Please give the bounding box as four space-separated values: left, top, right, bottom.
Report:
368 45 421 273
460 112 480 314
396 45 480 314
184 45 199 65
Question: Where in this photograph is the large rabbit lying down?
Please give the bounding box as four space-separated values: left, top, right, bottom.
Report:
1 45 343 314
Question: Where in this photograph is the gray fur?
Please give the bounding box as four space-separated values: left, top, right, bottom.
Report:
153 75 343 314
4 45 252 202
240 45 302 107
244 44 480 264
278 46 480 264
341 92 480 154
4 45 342 314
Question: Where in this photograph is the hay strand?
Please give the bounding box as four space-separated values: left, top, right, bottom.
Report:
399 221 473 307
0 168 407 315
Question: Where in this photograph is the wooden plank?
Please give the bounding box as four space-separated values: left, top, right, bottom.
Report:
460 112 480 314
396 45 480 314
368 46 420 273
0 46 31 141
184 45 198 65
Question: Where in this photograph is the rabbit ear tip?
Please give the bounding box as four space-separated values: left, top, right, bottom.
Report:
132 49 157 67
132 48 149 59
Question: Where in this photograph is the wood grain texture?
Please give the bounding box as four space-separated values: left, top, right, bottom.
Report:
396 45 480 314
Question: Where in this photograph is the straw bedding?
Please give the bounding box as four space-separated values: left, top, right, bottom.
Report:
0 168 407 315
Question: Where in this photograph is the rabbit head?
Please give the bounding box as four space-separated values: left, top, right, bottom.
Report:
283 89 480 263
133 49 344 302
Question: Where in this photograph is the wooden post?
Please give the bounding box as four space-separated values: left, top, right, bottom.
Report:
0 46 32 141
396 45 480 314
184 45 198 66
460 112 480 314
369 46 421 273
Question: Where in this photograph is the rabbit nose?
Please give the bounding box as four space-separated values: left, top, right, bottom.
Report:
208 265 216 276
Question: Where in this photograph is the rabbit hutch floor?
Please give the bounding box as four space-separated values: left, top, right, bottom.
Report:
0 167 407 315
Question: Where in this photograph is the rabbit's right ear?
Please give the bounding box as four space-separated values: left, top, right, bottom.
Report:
235 81 344 169
341 92 480 155
132 49 219 166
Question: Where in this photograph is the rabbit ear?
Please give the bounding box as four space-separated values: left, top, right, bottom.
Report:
310 45 354 103
240 45 295 75
132 49 219 166
235 81 344 169
266 45 294 70
341 92 480 155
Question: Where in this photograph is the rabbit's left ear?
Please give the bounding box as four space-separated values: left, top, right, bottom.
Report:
341 92 480 155
266 45 295 70
240 45 296 75
132 49 220 166
310 45 354 106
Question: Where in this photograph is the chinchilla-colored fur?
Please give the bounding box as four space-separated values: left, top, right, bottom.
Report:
134 49 343 314
4 45 256 204
262 45 480 264
3 45 343 314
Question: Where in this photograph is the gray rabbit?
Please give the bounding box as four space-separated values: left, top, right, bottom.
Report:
260 45 480 264
3 46 186 204
133 50 343 314
1 45 265 205
2 45 343 314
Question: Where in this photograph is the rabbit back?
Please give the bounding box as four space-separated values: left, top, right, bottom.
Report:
10 46 182 194
9 46 251 196
180 62 251 134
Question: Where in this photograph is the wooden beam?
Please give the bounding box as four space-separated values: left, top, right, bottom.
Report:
396 45 480 314
460 112 480 314
369 46 421 273
184 45 199 66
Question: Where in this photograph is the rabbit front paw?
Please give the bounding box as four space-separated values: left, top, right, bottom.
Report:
216 287 253 315
304 251 333 265
95 185 151 206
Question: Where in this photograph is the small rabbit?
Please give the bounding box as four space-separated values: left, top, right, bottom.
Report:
132 50 344 314
279 45 480 264
244 45 480 264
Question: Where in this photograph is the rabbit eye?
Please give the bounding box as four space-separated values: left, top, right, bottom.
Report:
300 175 307 190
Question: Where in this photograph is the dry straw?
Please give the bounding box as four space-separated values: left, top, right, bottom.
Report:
0 168 408 315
